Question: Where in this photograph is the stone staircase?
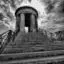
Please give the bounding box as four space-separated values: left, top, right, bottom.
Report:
1 32 64 64
2 32 49 53
1 50 64 64
2 32 64 54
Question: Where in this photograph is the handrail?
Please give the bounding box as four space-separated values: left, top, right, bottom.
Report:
0 30 13 54
0 31 9 36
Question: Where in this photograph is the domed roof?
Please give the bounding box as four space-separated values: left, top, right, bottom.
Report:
15 6 38 18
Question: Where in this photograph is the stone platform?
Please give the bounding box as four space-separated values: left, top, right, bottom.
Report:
2 32 64 54
1 32 64 64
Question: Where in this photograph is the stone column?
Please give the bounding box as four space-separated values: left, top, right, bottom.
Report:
16 16 20 34
30 14 36 32
20 13 25 32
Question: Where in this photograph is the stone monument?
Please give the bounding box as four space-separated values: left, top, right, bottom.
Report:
1 6 64 64
2 6 51 53
15 6 38 33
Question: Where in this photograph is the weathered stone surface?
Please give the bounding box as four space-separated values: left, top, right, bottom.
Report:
2 31 64 54
2 32 49 53
30 14 36 32
20 13 25 32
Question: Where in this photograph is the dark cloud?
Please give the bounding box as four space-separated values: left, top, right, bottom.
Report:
28 0 31 2
0 13 4 21
57 0 64 13
54 20 64 24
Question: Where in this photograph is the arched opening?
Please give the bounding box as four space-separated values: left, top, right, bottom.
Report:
25 13 31 32
25 13 31 27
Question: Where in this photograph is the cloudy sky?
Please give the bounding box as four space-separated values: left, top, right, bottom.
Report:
0 0 64 34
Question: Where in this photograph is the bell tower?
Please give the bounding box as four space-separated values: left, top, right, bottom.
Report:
15 6 38 33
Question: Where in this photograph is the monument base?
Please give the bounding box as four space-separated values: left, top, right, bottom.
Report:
2 31 64 54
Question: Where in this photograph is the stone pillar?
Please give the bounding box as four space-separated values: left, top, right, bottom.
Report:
30 14 36 32
20 13 25 32
16 16 20 34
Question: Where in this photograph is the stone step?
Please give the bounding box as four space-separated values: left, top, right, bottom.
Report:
2 46 47 53
1 50 64 64
1 56 64 64
1 50 64 60
2 43 64 54
6 41 64 50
